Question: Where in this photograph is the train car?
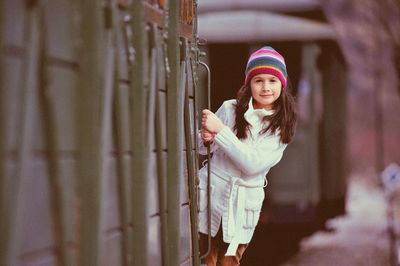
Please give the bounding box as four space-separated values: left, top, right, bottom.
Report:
0 1 206 265
0 1 349 265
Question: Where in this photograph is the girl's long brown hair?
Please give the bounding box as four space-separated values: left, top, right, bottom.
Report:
233 84 297 144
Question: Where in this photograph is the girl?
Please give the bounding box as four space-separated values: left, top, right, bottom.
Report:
197 46 297 265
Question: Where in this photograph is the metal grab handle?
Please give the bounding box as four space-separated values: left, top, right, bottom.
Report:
198 60 212 260
121 15 135 66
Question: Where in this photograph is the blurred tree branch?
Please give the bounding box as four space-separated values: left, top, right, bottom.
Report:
321 0 400 97
373 0 400 97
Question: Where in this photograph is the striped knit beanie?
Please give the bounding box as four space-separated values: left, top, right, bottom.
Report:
244 46 288 89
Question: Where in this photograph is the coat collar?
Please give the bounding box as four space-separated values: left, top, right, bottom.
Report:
244 97 274 126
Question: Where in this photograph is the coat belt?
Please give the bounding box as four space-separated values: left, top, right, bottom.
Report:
210 167 265 256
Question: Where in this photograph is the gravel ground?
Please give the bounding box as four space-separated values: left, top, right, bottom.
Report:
282 176 391 266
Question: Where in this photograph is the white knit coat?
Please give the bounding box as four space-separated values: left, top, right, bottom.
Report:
198 98 287 256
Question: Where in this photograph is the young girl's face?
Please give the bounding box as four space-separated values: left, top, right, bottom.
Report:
250 74 282 110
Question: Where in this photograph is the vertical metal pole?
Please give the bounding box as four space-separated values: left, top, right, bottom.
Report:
166 0 184 265
184 58 200 266
99 0 118 263
130 1 149 265
114 19 133 266
114 69 133 266
117 11 136 266
1 3 41 265
168 61 186 266
191 60 202 265
0 0 7 262
154 25 170 265
198 60 212 260
36 8 71 266
190 3 202 261
75 1 105 265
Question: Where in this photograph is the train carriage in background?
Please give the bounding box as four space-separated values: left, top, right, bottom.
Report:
0 0 205 265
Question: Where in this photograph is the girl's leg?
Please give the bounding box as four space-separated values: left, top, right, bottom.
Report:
217 242 248 266
199 232 219 266
199 228 248 266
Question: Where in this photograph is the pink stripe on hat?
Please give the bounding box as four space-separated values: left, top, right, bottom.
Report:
244 46 288 89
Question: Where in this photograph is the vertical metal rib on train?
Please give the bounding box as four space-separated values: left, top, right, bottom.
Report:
184 45 201 265
115 13 133 266
166 0 184 265
130 1 150 265
153 24 169 265
198 59 212 260
1 3 43 265
75 0 108 265
36 6 71 266
0 0 5 261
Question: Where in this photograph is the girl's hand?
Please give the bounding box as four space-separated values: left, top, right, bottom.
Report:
202 109 225 134
201 128 215 144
